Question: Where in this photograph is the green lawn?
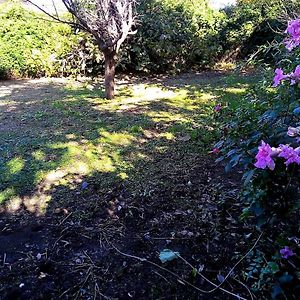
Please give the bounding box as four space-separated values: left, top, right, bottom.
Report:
0 72 259 214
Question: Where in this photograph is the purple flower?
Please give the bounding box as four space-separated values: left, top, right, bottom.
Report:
214 103 222 112
254 141 276 170
286 19 300 38
280 246 295 259
278 144 300 166
285 38 300 51
285 19 300 51
289 65 300 85
273 68 288 87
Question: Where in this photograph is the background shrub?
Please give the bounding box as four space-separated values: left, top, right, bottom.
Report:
0 3 99 78
219 0 300 63
1 0 300 78
120 0 225 73
0 0 225 78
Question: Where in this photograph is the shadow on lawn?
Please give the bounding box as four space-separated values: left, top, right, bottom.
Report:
0 72 256 215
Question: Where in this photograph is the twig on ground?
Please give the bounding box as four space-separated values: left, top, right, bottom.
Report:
233 277 255 300
94 282 117 300
74 266 92 300
153 270 171 283
3 253 6 266
58 212 73 226
178 232 263 293
107 240 248 300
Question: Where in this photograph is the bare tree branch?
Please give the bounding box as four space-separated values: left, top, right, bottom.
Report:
25 0 84 29
25 0 137 99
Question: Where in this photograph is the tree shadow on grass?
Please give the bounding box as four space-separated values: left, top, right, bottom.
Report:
0 73 257 213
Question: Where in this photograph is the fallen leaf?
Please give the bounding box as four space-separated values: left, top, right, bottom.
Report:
159 249 180 263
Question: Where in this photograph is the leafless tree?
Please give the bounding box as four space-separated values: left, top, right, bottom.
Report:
26 0 137 99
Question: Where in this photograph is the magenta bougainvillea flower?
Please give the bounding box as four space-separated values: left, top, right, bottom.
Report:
212 148 220 154
273 68 288 87
285 19 300 51
278 144 300 166
290 65 300 85
254 141 276 170
280 246 295 259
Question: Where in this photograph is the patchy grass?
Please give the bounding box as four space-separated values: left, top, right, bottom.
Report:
0 72 258 212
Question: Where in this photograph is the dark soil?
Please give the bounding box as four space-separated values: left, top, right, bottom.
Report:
0 150 257 300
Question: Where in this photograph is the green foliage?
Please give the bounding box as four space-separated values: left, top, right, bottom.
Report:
0 2 73 78
244 249 299 299
218 0 300 64
1 0 300 78
0 0 225 77
0 2 99 78
121 0 225 72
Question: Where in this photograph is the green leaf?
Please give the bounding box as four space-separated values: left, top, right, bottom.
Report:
191 268 197 278
243 169 255 185
278 273 293 284
268 262 279 273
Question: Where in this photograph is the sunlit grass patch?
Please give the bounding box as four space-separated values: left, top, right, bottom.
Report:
0 188 15 204
0 72 259 212
5 157 25 178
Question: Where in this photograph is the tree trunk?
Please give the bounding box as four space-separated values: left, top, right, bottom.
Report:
103 49 116 99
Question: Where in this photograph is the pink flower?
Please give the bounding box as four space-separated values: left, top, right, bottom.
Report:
278 144 300 166
214 103 222 112
280 246 295 259
273 68 288 87
285 19 300 51
289 65 300 85
254 141 276 170
212 148 220 154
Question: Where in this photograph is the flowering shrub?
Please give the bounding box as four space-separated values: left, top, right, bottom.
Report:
215 18 300 299
254 139 300 169
285 19 300 51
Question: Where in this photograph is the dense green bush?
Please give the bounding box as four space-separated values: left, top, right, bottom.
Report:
0 3 74 78
0 0 225 78
2 0 299 78
219 0 300 63
0 2 100 79
121 0 225 72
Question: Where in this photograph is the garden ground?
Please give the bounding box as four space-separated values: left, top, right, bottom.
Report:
0 72 260 299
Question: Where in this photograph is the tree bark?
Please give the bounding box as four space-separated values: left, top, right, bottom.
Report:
103 49 116 99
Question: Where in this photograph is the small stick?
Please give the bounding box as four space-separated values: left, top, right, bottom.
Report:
58 212 73 226
3 253 6 266
153 270 171 283
233 277 255 300
108 241 247 300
